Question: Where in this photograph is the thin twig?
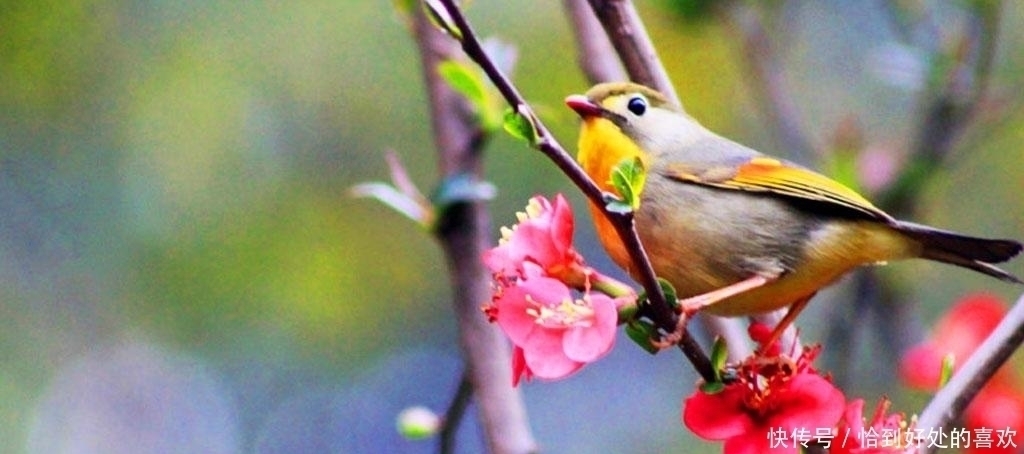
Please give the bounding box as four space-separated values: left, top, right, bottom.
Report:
439 371 474 454
917 291 1024 453
436 0 715 382
412 8 537 454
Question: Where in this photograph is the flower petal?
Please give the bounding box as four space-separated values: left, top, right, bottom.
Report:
523 335 583 380
766 373 846 431
494 277 571 346
562 294 617 362
683 384 754 440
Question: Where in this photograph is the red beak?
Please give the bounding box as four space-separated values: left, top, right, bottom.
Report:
565 94 602 118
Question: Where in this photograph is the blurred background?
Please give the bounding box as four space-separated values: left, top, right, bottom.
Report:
2 0 1023 452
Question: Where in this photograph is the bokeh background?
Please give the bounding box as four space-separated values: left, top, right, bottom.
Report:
3 1 1023 452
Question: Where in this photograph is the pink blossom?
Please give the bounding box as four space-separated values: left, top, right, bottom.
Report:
482 194 588 287
832 398 917 454
900 293 1009 389
491 275 617 383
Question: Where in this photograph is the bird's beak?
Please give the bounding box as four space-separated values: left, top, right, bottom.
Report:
565 94 602 118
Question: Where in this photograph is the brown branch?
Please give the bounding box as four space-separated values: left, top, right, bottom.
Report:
436 0 715 382
584 0 681 109
563 0 627 83
917 291 1024 453
412 8 537 454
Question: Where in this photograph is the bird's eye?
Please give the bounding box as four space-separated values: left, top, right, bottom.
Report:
627 96 647 116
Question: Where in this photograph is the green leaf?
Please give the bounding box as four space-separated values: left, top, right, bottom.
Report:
636 277 677 308
657 278 678 309
939 353 955 388
437 60 500 132
709 336 728 382
421 0 462 39
609 157 646 211
502 105 540 145
625 320 660 355
438 61 486 107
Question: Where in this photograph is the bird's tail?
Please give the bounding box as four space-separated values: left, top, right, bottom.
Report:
895 220 1023 283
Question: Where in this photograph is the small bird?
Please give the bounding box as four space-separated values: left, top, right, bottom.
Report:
565 82 1022 345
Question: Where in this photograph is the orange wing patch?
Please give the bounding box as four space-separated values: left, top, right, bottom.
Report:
666 157 892 221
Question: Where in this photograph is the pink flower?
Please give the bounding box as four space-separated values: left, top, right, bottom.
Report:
900 293 1009 389
899 293 1024 453
482 194 588 287
491 275 618 384
833 398 917 454
682 347 846 454
962 382 1024 454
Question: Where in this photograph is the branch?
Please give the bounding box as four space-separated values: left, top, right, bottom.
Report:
563 0 626 83
439 371 473 454
880 1 1004 216
411 8 537 454
584 0 680 109
435 0 715 382
917 291 1024 453
720 2 817 165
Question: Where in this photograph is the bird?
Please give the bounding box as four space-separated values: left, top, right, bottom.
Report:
564 81 1022 347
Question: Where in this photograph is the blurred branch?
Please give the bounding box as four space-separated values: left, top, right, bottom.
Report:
719 2 816 165
563 0 627 83
411 7 537 454
434 0 716 382
583 0 681 109
880 1 1004 216
439 372 473 454
917 291 1024 453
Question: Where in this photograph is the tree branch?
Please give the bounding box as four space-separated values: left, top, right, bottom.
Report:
412 8 537 454
584 0 680 109
439 371 473 454
720 2 817 165
917 291 1024 453
563 0 626 83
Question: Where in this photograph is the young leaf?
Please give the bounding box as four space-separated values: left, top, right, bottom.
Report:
438 61 487 108
625 320 660 355
608 157 646 211
657 278 678 309
939 353 955 388
709 336 728 382
502 105 540 145
437 60 500 131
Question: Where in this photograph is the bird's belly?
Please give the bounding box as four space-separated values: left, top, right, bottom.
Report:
637 202 910 316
